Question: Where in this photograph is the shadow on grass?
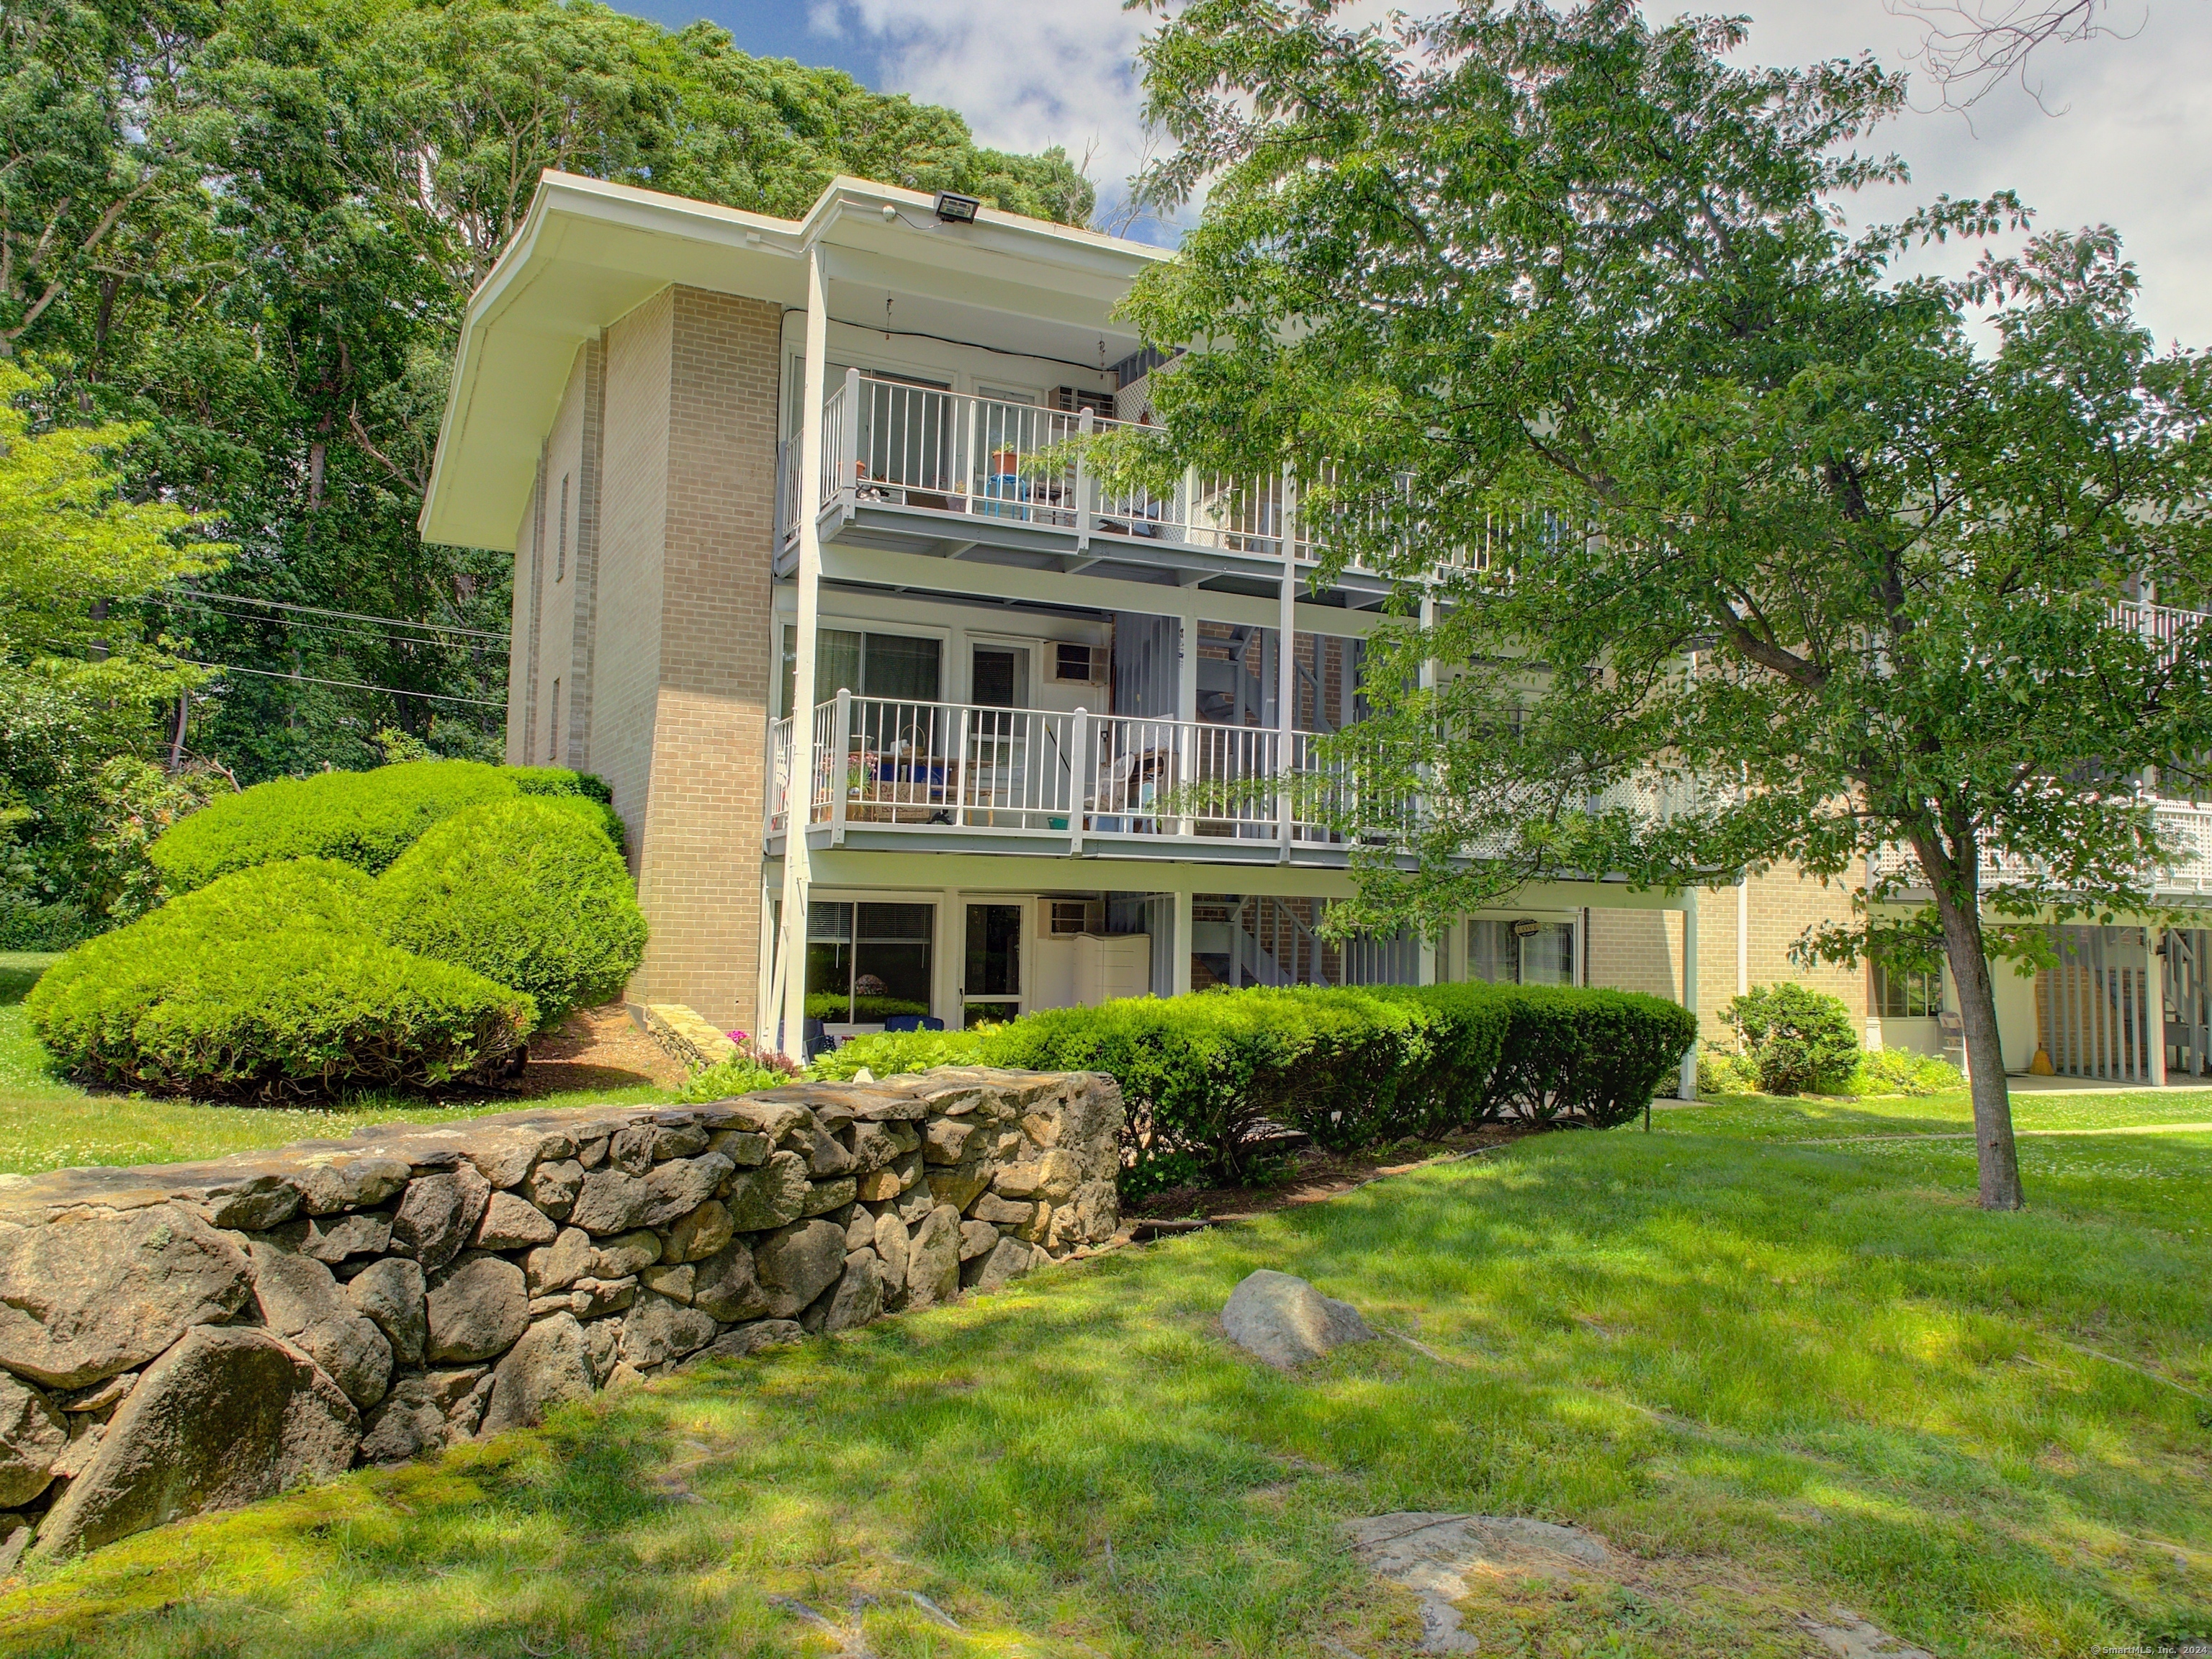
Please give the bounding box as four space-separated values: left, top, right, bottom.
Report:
5 1129 2209 1658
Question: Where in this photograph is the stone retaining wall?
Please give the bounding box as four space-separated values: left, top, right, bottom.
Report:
0 1068 1121 1565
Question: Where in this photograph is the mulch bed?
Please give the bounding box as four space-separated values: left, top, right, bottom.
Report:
508 1004 686 1097
1123 1120 1555 1231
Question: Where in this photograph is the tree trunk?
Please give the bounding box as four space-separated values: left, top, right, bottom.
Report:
1927 876 2026 1210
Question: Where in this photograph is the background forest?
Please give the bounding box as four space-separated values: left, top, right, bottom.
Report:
0 0 1091 945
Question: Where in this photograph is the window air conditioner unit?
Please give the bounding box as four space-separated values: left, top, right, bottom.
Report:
1049 642 1107 685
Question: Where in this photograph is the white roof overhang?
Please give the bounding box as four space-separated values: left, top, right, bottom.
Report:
419 172 1168 549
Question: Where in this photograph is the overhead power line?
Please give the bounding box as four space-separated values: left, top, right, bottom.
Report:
163 600 505 657
173 590 508 640
185 661 507 707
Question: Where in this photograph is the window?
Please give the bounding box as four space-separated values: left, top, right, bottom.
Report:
557 475 569 583
549 677 560 763
1466 919 1575 986
781 627 943 716
1874 959 1943 1019
805 902 935 1024
1047 899 1099 936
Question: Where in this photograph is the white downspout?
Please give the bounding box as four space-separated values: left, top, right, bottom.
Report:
776 246 831 1064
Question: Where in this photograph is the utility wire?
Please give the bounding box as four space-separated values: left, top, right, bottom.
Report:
164 601 505 657
184 661 506 707
171 590 508 640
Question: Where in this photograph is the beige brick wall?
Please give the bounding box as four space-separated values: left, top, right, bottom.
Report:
1586 863 1866 1046
629 288 781 1033
593 289 675 850
505 478 538 765
575 286 779 1034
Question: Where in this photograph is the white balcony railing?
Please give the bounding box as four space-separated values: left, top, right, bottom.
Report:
766 692 1398 850
762 693 1704 860
799 371 1540 575
1868 796 2212 899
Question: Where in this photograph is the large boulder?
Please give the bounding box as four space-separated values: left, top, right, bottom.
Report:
478 1314 593 1436
691 1239 770 1323
617 1293 718 1369
1220 1269 1375 1369
963 1236 1038 1295
822 1252 882 1332
345 1258 428 1366
662 1200 732 1264
755 1220 849 1320
248 1244 393 1408
472 1192 557 1251
33 1326 359 1559
389 1167 491 1272
639 1154 734 1228
567 1168 649 1236
0 1202 252 1389
722 1151 811 1233
904 1204 963 1310
425 1256 529 1364
0 1372 66 1507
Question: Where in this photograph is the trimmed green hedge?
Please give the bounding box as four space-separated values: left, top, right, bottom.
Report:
374 797 648 1031
150 759 616 893
809 979 1689 1192
1479 986 1699 1127
27 860 534 1097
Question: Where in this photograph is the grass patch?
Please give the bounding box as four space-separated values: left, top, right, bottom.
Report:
0 951 676 1177
2 1098 2208 1657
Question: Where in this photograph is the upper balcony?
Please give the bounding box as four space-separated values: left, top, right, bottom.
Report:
777 371 1415 603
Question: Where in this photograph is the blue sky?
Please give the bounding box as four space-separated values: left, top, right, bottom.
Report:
608 1 2212 343
618 4 878 82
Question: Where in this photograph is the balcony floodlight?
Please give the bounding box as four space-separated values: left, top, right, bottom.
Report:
933 192 981 225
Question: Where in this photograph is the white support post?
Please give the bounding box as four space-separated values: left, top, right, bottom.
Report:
1074 408 1094 550
776 248 832 1065
1678 888 1701 1100
1069 707 1089 854
1172 887 1195 997
839 366 860 518
936 889 963 1028
1277 529 1296 862
754 867 778 1043
1174 609 1198 841
2152 927 2170 1086
1736 872 1750 999
830 686 852 846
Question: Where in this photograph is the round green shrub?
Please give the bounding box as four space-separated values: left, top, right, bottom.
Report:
374 797 647 1030
150 759 617 892
27 858 533 1097
1725 981 1860 1094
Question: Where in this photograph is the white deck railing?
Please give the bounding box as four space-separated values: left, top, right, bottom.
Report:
1867 796 2212 897
775 693 1408 848
803 371 1508 572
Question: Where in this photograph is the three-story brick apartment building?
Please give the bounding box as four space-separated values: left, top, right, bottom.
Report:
421 171 2212 1088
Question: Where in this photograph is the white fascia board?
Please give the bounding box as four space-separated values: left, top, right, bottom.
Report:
817 544 1389 637
421 172 1166 549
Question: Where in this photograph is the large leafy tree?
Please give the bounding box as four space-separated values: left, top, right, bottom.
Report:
1122 0 2212 1210
12 0 1094 784
0 360 227 931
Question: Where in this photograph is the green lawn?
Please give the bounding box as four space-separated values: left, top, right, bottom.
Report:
0 1074 2205 1657
0 953 678 1176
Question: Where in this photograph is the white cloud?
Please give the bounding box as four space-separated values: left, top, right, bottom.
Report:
813 0 2212 342
809 0 1164 229
1735 0 2212 346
